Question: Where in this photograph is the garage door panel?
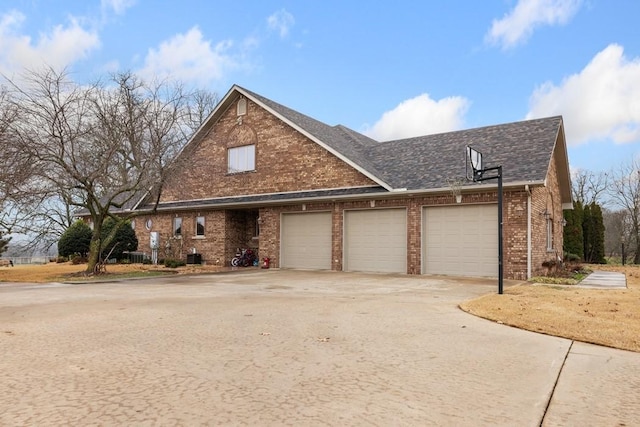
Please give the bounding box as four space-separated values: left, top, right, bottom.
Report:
423 205 498 277
344 209 407 273
281 212 331 270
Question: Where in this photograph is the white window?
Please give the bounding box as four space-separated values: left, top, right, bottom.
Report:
228 145 255 173
173 217 182 236
546 218 554 251
196 216 205 236
145 218 153 230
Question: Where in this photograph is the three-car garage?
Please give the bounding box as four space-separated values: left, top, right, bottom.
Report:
279 204 498 278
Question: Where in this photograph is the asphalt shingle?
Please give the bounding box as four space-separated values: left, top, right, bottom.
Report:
368 116 563 190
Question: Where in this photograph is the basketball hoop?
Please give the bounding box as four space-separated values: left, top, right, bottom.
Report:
446 177 465 203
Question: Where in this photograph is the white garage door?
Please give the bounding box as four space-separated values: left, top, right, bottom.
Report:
281 212 332 269
344 209 407 273
423 204 498 277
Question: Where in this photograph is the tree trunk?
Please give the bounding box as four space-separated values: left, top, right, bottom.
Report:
86 219 104 275
633 220 640 265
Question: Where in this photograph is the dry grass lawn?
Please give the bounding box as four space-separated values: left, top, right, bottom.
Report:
460 264 640 353
0 262 227 283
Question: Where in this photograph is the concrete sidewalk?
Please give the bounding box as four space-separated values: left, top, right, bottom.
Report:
578 270 627 289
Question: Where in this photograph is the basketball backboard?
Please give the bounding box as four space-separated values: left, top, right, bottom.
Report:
466 146 483 181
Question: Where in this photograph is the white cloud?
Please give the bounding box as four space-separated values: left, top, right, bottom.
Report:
267 9 294 38
101 0 136 15
138 26 238 86
486 0 582 49
365 94 470 141
0 10 100 75
527 44 640 146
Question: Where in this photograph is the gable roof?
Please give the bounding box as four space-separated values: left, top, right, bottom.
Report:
167 85 572 206
206 85 393 190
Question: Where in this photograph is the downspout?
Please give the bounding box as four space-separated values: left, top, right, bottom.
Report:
525 184 532 279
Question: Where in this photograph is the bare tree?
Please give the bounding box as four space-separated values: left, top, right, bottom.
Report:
2 192 77 253
0 85 34 240
1 67 217 274
182 88 219 138
603 208 628 259
572 168 609 205
607 158 640 264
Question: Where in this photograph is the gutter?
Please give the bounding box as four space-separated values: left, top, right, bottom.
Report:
525 184 532 279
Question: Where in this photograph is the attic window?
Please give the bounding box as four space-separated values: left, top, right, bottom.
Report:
228 144 255 173
237 97 247 116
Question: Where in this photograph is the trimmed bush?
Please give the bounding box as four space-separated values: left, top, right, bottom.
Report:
564 252 581 262
163 258 186 268
100 218 138 261
71 255 88 264
58 220 92 257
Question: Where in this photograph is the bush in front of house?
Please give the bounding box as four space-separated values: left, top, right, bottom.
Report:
58 220 92 258
71 254 88 264
164 258 186 268
163 258 186 268
564 252 581 263
100 218 138 261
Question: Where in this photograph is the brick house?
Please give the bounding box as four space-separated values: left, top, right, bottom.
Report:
128 85 572 280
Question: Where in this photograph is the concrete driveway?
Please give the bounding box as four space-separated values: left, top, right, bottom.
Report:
0 270 638 426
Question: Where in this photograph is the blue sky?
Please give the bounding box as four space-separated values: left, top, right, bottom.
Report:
1 0 639 174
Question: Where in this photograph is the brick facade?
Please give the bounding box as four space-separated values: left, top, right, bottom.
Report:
135 185 560 280
530 152 565 276
161 98 376 202
133 93 567 280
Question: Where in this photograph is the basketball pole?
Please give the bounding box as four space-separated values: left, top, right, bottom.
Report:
467 146 504 295
497 166 503 295
475 166 503 294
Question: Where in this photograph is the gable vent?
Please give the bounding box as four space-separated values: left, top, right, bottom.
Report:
237 97 247 116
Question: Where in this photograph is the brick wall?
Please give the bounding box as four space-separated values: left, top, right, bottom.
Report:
135 210 227 266
504 190 529 280
161 97 376 202
530 152 565 276
134 176 561 279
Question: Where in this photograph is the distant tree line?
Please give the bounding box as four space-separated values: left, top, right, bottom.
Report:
565 162 640 264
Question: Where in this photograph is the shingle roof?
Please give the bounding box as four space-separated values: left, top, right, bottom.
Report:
368 116 563 190
139 186 387 211
236 85 564 192
74 188 149 216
